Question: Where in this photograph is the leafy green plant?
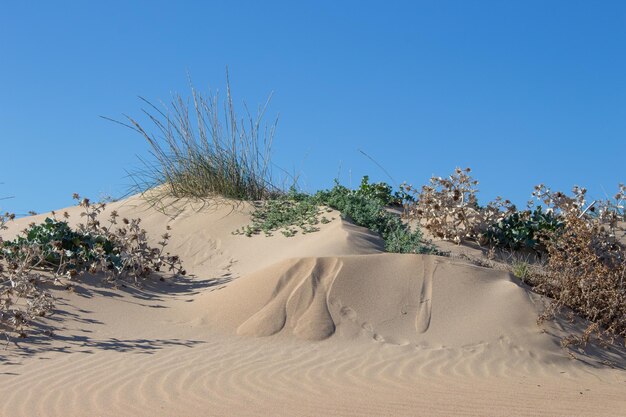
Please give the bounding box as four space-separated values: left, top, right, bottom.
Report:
314 180 436 254
3 217 114 270
1 195 185 342
483 206 563 251
355 176 405 206
236 178 435 254
233 189 328 237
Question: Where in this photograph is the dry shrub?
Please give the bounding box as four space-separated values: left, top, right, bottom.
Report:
0 211 55 340
532 185 626 344
0 196 185 344
406 169 626 346
532 183 625 232
403 167 514 244
68 195 185 281
540 214 626 341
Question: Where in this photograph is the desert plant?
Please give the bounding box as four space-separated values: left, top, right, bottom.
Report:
3 217 114 271
532 183 626 235
538 213 626 343
355 176 405 206
1 195 185 343
403 168 515 244
314 180 436 254
107 72 280 203
3 196 185 282
1 210 56 342
527 184 626 345
233 189 328 237
236 178 436 254
483 206 563 252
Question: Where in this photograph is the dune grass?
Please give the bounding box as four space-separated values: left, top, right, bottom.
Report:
108 73 280 203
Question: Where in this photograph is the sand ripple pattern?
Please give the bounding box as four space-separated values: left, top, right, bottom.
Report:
2 252 625 416
1 334 623 417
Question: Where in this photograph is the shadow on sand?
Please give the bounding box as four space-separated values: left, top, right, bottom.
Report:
1 271 234 364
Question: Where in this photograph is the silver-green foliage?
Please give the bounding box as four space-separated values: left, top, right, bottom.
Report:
237 178 436 255
233 189 331 237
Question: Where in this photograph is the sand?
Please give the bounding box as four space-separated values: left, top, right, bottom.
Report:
1 195 625 416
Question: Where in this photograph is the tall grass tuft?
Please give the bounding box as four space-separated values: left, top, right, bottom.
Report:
111 73 279 202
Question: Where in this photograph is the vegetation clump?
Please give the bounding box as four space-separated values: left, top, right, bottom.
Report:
402 167 516 244
403 167 626 347
3 216 114 272
483 206 562 252
237 178 436 254
111 73 280 203
233 189 329 237
353 175 407 206
528 184 626 344
314 180 436 254
0 195 184 343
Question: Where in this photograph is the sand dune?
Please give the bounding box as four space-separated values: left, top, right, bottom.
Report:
203 254 545 346
1 196 625 416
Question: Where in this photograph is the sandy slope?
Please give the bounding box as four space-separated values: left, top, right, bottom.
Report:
1 195 625 417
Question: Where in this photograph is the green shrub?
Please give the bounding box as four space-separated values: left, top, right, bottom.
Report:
1 196 185 341
3 198 185 281
483 206 562 251
236 178 435 254
3 217 115 270
355 176 406 206
314 180 436 254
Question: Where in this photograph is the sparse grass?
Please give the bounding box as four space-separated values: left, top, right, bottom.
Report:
108 72 280 204
511 260 531 282
233 189 329 237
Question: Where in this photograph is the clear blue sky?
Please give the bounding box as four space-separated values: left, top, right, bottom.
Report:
1 1 624 215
